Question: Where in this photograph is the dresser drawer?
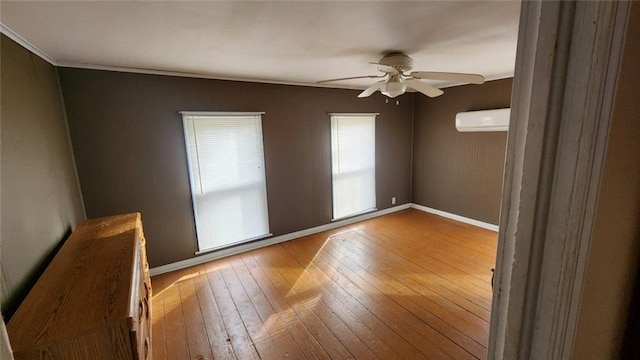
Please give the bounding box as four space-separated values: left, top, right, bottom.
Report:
8 213 152 360
131 236 152 360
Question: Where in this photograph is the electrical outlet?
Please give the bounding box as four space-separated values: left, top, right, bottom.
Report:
392 197 396 205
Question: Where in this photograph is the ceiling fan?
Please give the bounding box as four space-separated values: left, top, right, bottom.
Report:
317 52 485 98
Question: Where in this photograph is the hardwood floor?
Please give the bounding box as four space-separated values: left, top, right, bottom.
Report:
151 209 497 359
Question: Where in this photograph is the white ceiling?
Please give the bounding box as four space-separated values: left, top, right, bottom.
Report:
0 1 521 89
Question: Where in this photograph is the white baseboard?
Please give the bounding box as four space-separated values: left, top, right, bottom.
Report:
410 203 499 232
150 202 499 276
150 203 411 276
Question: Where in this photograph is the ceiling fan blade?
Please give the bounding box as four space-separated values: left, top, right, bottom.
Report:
410 71 485 84
405 78 444 97
358 80 386 98
316 75 385 84
370 62 400 74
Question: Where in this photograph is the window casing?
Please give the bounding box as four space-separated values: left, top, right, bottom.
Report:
182 112 270 252
330 113 377 220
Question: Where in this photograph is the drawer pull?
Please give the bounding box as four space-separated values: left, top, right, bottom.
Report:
144 336 150 360
144 281 151 299
143 296 150 319
138 300 145 321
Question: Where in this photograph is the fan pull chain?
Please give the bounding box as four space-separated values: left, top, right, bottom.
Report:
384 98 400 105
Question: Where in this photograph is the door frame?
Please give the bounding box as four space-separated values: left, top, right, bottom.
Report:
489 1 631 358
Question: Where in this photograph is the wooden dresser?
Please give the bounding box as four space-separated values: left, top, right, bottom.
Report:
7 213 152 360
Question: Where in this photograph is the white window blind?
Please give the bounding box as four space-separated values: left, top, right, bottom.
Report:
182 112 270 252
331 114 376 220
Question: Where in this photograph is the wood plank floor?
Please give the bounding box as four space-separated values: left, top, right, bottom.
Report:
151 209 497 360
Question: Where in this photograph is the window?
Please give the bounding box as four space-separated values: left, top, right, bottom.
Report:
330 113 377 220
182 112 270 252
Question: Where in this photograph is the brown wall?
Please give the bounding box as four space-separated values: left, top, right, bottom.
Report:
0 35 85 318
58 69 414 267
573 3 640 358
412 78 511 225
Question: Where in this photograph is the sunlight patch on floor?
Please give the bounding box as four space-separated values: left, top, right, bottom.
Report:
256 294 322 340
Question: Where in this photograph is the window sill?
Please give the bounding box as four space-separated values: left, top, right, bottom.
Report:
195 232 273 255
331 208 378 222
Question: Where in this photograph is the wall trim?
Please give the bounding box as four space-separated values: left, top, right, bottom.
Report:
410 204 499 232
488 1 630 359
150 203 411 276
0 22 56 65
0 21 512 92
150 202 500 276
55 63 514 91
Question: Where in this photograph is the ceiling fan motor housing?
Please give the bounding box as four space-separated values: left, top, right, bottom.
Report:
379 53 414 72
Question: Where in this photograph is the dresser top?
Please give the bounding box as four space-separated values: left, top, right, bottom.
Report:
7 213 142 351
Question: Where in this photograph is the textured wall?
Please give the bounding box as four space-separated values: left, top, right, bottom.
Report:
412 78 512 224
58 69 414 267
0 35 85 318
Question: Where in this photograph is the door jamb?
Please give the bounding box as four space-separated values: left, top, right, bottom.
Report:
488 1 631 358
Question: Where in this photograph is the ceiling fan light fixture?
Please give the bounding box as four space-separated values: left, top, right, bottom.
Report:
381 75 406 98
317 52 483 99
381 82 406 98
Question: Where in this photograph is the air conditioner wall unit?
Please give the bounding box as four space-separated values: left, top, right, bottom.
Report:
455 108 510 132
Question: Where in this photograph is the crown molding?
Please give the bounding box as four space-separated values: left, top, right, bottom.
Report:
1 21 513 91
0 22 56 65
55 61 369 91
